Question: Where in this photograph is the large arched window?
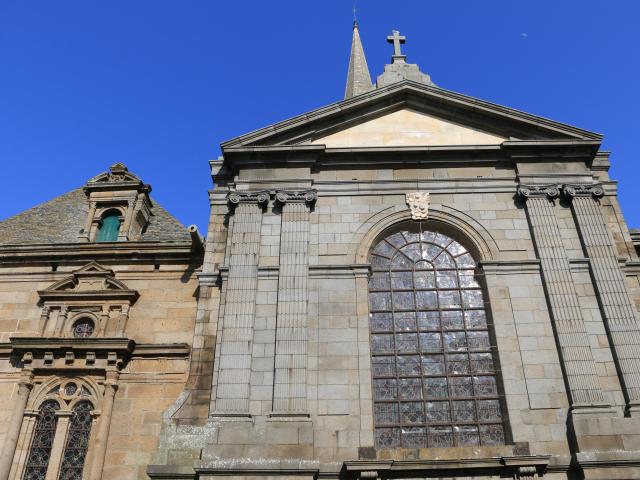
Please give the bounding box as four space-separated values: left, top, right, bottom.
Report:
95 210 121 242
368 226 506 449
23 400 59 480
19 380 96 480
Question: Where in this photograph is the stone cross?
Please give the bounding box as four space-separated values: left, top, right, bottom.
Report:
387 30 406 57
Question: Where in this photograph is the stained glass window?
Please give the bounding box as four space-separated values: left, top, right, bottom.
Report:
57 401 93 480
96 211 120 242
72 319 94 339
23 400 60 480
369 227 506 449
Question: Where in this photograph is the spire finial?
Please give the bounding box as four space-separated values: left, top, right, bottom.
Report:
344 19 374 99
353 3 357 25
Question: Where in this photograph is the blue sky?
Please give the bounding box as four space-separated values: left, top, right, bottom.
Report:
1 1 638 232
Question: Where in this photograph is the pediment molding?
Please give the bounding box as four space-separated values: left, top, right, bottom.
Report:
221 81 601 151
38 262 139 303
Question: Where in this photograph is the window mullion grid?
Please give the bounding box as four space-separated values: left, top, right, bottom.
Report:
370 229 505 449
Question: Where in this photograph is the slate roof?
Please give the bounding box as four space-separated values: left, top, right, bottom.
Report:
0 188 191 246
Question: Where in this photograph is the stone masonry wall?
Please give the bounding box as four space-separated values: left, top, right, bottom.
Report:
0 262 198 480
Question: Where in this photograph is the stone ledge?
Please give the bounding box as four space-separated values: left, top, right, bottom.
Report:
147 464 196 479
576 450 640 467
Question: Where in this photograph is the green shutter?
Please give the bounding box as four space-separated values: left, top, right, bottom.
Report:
96 214 120 242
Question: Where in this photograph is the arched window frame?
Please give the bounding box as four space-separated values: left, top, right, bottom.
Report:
95 208 123 243
16 379 99 480
367 221 510 450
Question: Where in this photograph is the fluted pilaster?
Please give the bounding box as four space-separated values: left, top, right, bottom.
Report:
564 183 640 414
272 190 316 415
518 184 608 409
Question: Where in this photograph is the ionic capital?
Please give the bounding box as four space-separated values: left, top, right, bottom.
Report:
18 370 35 389
226 190 270 207
516 184 560 200
562 183 605 199
274 189 317 205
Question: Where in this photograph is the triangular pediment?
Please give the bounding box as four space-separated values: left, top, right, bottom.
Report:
309 108 507 148
39 262 138 301
221 81 601 150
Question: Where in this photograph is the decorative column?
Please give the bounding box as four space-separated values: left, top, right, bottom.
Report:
564 183 640 414
39 306 50 334
0 370 34 480
89 370 119 480
517 185 608 410
118 194 137 241
80 201 97 241
54 306 68 335
212 191 268 415
271 190 316 415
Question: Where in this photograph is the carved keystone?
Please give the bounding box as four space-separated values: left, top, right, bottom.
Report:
406 191 430 220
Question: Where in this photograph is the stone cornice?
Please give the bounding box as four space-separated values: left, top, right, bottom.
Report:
0 241 202 265
9 337 134 353
479 259 541 274
309 264 371 279
0 340 190 358
220 141 602 171
129 343 190 358
38 289 139 303
342 455 550 478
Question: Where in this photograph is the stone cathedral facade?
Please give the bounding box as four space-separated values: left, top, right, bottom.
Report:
1 23 640 480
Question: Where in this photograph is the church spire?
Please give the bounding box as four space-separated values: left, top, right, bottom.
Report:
344 21 374 99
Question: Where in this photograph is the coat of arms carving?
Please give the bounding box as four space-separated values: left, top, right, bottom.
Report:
406 192 430 220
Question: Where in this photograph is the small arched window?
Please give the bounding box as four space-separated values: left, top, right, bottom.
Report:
368 225 506 449
23 400 60 480
96 211 121 242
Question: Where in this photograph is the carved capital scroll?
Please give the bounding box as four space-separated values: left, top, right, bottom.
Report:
226 190 270 207
275 189 317 206
562 183 605 199
516 184 560 200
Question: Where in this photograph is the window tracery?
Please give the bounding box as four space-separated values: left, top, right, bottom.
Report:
71 318 95 339
57 401 93 480
23 400 59 480
368 225 506 449
21 380 97 480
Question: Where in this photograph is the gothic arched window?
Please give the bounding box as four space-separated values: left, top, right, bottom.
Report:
23 400 60 480
96 210 121 242
58 401 93 480
368 226 506 449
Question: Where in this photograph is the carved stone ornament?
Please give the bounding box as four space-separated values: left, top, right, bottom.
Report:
275 189 317 205
516 184 560 200
562 183 605 199
226 190 270 206
406 192 430 220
